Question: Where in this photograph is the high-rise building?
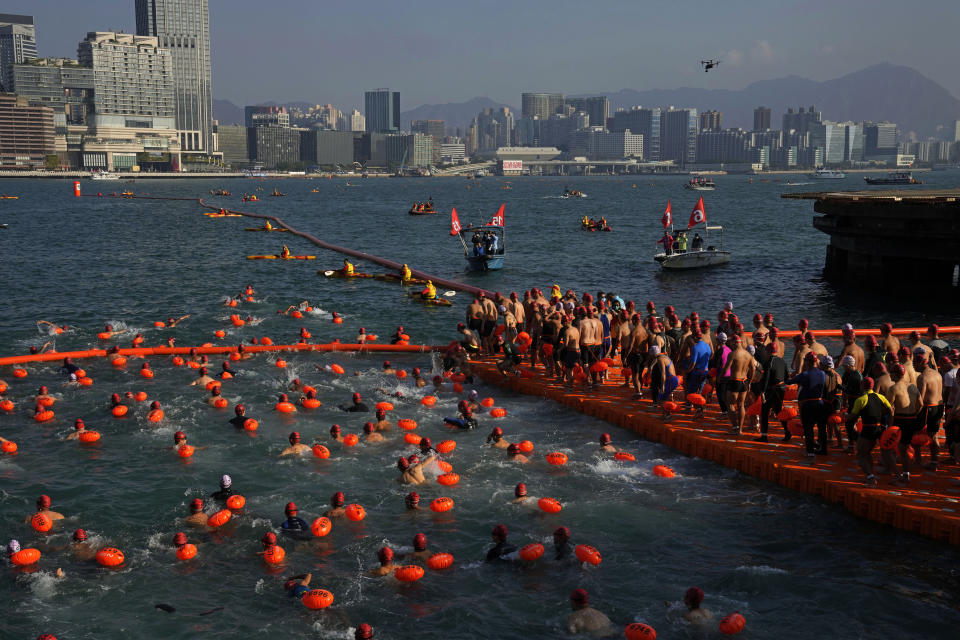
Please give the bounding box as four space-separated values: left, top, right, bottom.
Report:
475 107 513 151
608 107 661 160
753 106 771 131
696 129 749 164
660 107 697 166
699 110 722 132
782 106 822 135
521 93 564 119
0 14 36 91
364 88 400 133
12 58 94 125
244 105 289 128
569 127 643 159
412 119 444 164
135 0 214 154
863 122 898 162
346 109 365 132
566 97 609 128
300 130 363 166
248 125 301 168
0 93 55 168
809 122 847 165
217 124 249 167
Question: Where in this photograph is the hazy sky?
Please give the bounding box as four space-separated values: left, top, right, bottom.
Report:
9 0 960 110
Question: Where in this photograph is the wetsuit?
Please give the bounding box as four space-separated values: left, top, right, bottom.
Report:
60 362 79 376
600 314 612 359
847 390 891 441
786 368 826 453
341 402 369 412
759 355 787 436
281 516 310 537
289 584 310 599
211 487 234 502
685 340 711 396
555 542 572 561
485 541 517 561
228 415 248 429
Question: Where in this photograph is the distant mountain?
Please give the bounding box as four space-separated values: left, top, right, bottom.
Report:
213 99 244 125
593 63 960 137
400 97 518 131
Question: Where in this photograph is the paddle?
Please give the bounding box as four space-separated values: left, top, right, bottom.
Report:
323 271 334 276
444 291 456 297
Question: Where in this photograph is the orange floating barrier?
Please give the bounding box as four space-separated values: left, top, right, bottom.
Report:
489 407 507 418
404 433 422 445
302 589 334 609
398 418 418 430
538 497 562 513
421 395 437 406
652 465 674 478
312 444 330 458
426 552 454 570
719 612 746 635
311 516 332 537
518 542 544 561
437 472 460 486
96 547 125 567
345 504 366 521
574 544 602 565
394 565 424 582
207 509 231 528
430 497 454 512
436 440 456 454
546 452 568 465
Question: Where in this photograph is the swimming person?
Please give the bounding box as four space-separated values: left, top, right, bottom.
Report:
284 572 313 599
485 524 517 561
211 475 234 502
341 392 369 412
280 432 311 457
681 587 712 624
184 498 209 528
553 526 572 560
566 588 614 636
369 547 396 576
324 492 347 518
280 502 309 536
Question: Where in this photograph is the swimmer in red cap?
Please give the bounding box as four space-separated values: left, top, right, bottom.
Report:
26 494 64 523
206 386 225 406
381 361 396 375
258 532 280 559
280 432 310 457
228 404 249 429
283 572 313 598
567 588 613 635
680 586 713 624
327 423 345 444
397 453 434 485
69 528 95 561
512 483 530 504
879 322 899 355
486 426 510 449
598 433 619 453
280 502 309 536
363 422 384 443
190 366 216 388
374 408 392 431
34 385 54 406
553 526 572 560
506 443 529 464
485 524 516 561
184 498 208 528
404 533 431 561
65 418 87 441
405 492 420 510
354 623 373 639
724 335 755 434
369 546 396 576
412 367 426 388
324 492 347 518
341 392 369 413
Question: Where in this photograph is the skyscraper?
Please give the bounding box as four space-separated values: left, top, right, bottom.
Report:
521 93 564 119
566 97 609 128
135 0 214 154
660 108 698 167
608 107 660 160
364 88 400 133
0 14 37 91
699 110 722 132
753 106 771 131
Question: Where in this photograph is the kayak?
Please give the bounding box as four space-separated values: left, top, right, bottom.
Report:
0 196 18 200
245 227 288 232
206 212 242 218
409 208 437 216
320 270 374 278
407 293 452 306
373 273 428 286
247 255 316 260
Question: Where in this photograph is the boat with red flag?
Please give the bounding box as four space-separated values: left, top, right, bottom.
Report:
450 205 505 271
653 196 729 269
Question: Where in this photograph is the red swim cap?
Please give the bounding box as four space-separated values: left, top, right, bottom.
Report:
798 318 809 330
330 424 341 435
74 418 85 430
405 492 419 505
599 433 611 445
190 498 203 513
397 457 410 471
554 526 570 540
73 528 87 542
685 586 704 607
150 401 161 410
376 408 386 419
413 367 421 376
881 322 893 333
173 532 187 546
279 393 288 402
37 495 51 509
261 532 277 546
235 404 245 415
571 588 589 603
515 483 527 497
355 623 373 640
507 443 520 455
407 454 420 465
289 432 300 443
285 502 298 514
331 491 344 507
420 437 432 448
413 533 427 551
363 422 374 433
383 361 391 368
174 431 186 442
490 427 503 437
353 392 362 401
862 377 875 391
492 523 508 539
378 546 393 563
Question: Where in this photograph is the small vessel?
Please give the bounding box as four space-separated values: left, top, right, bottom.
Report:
210 189 232 196
864 171 922 185
409 202 437 215
121 190 134 197
321 270 373 278
374 273 428 286
581 216 612 232
247 254 316 260
406 292 452 307
271 189 286 197
90 171 120 181
452 205 505 271
684 176 716 191
654 197 730 270
244 226 288 232
0 194 18 200
561 187 587 198
808 168 846 179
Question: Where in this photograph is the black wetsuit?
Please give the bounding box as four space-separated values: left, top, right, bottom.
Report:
280 516 310 538
759 356 787 436
554 542 572 561
341 402 369 412
228 416 247 429
485 542 517 561
211 487 234 501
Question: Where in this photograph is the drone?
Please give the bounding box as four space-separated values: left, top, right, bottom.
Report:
700 59 721 72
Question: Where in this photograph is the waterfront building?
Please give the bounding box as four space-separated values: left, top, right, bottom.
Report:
440 142 465 164
11 58 94 126
521 92 564 119
245 105 289 128
0 93 55 168
696 129 748 164
660 107 697 167
248 125 301 169
569 127 643 159
863 121 898 164
345 109 365 132
782 105 822 135
216 124 249 167
0 14 36 92
135 0 214 155
608 107 660 160
753 106 771 131
412 119 444 164
301 129 363 167
566 96 609 128
364 88 399 133
699 110 722 132
475 107 513 152
385 132 432 167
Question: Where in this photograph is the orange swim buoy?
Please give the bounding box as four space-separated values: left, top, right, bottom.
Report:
154 321 166 328
172 356 185 366
430 497 454 512
719 612 746 635
426 552 454 570
702 382 714 395
686 393 706 407
0 380 7 393
291 310 303 319
79 430 101 443
480 397 495 407
614 451 636 462
437 472 460 486
79 376 94 386
421 395 437 407
311 516 332 537
489 407 507 418
436 460 453 473
275 402 296 413
777 407 798 421
263 545 285 564
243 419 259 431
575 544 602 565
652 465 674 478
625 622 657 640
148 409 164 422
260 337 273 346
662 401 679 412
784 385 798 401
452 382 464 393
111 357 127 368
12 368 27 378
228 352 240 361
37 396 55 408
207 509 231 528
333 317 343 324
518 542 544 561
911 431 931 447
395 369 407 379
302 398 321 409
436 440 456 454
140 369 154 379
518 440 534 453
344 504 366 521
404 433 422 445
394 565 424 582
177 543 198 560
31 512 53 532
10 548 41 566
880 426 901 450
178 444 195 458
1 399 14 412
546 452 568 466
213 397 228 409
96 547 125 567
398 418 418 430
537 497 562 514
786 419 803 437
330 364 345 375
375 402 394 412
214 330 226 339
275 359 287 368
227 495 246 510
34 410 55 422
828 413 843 426
312 444 330 458
135 391 148 402
205 380 221 391
1 440 17 453
343 434 359 446
302 589 334 609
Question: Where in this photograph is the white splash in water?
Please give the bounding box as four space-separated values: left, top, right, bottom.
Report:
735 565 788 575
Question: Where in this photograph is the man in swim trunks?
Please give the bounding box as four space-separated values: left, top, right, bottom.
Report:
381 360 396 375
885 364 920 484
363 422 385 443
786 353 827 460
847 377 895 486
341 392 368 412
325 492 347 517
27 495 64 523
397 454 434 484
412 367 426 388
369 547 396 576
486 524 516 561
914 350 944 469
184 498 209 527
622 315 648 395
598 433 619 453
506 443 530 463
480 293 498 353
879 322 899 356
280 502 310 536
404 533 431 561
59 357 80 376
65 418 88 441
211 475 234 502
579 308 603 388
280 432 311 457
374 408 392 431
190 367 216 388
465 299 484 350
566 588 614 636
723 336 755 433
68 528 96 562
457 322 481 356
835 326 865 372
486 426 510 449
561 316 581 387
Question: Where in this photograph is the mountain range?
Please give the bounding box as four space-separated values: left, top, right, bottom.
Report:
214 63 960 138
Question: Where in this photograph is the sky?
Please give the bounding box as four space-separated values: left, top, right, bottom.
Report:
8 0 960 111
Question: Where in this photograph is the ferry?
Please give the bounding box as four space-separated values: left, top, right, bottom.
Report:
864 171 922 185
89 171 120 181
808 168 846 179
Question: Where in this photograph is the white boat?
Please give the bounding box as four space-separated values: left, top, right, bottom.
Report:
808 168 846 179
89 172 120 181
684 176 716 190
655 227 730 269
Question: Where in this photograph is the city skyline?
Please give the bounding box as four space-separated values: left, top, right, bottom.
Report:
7 0 960 110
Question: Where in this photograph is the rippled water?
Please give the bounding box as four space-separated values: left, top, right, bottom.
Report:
1 174 960 639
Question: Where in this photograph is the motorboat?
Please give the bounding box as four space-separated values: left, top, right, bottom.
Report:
808 168 846 179
684 176 716 190
451 205 505 271
654 197 729 270
864 171 922 185
90 172 120 181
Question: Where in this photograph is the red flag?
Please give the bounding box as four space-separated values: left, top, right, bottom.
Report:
450 208 462 236
687 196 706 229
661 201 672 229
488 203 505 227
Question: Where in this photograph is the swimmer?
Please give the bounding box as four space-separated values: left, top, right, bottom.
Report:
404 533 431 561
506 443 530 463
354 624 374 640
190 366 216 388
69 528 96 561
280 432 311 457
553 526 572 560
228 404 250 429
363 422 384 443
432 375 444 391
512 483 530 504
59 356 80 376
131 332 144 347
276 393 298 413
184 498 209 528
26 494 64 523
374 408 392 431
258 532 280 559
485 523 517 561
211 475 234 502
680 587 713 624
598 433 619 453
405 492 421 510
567 588 614 637
35 385 55 405
328 424 345 444
324 492 347 518
341 392 369 412
299 389 322 408
207 386 225 406
284 572 313 599
65 418 87 441
234 344 252 360
465 390 482 412
412 367 426 388
397 454 434 485
280 502 310 536
165 315 190 327
381 360 396 375
369 547 396 577
418 437 435 457
173 430 204 453
458 406 479 430
487 426 510 449
391 324 407 343
219 362 234 379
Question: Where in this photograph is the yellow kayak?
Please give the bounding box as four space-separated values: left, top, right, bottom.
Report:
247 255 316 260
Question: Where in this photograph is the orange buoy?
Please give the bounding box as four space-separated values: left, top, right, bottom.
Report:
148 409 164 423
135 391 148 402
652 465 675 478
404 433 422 445
275 359 287 368
489 407 507 418
37 396 55 408
394 565 424 582
784 385 798 401
662 400 679 412
79 430 101 443
451 373 466 383
31 513 53 532
398 418 418 430
172 356 185 366
243 418 259 431
333 316 343 324
176 543 198 560
395 369 407 379
330 364 345 375
452 382 463 393
575 544 602 565
0 380 7 393
34 410 54 422
140 368 154 379
213 397 228 409
302 398 321 409
343 434 359 446
686 393 706 406
10 548 41 566
228 352 240 361
546 452 568 465
437 472 460 486
226 495 246 510
480 397 495 407
291 310 303 319
518 542 544 561
436 440 456 454
426 552 454 570
400 333 410 340
430 497 454 512
111 357 127 368
1 399 15 412
97 332 112 340
344 504 366 521
538 497 562 514
702 383 714 395
263 545 286 564
436 460 453 473
421 395 437 406
206 509 231 528
205 380 221 391
625 622 657 640
12 368 27 378
311 516 332 537
375 402 394 412
154 321 166 328
880 426 901 450
312 444 330 458
302 589 334 609
1 440 17 453
786 418 804 437
275 402 296 413
719 612 746 635
78 376 94 386
589 361 608 373
911 431 931 447
112 405 129 418
777 407 798 421
260 337 273 346
614 451 636 462
96 547 125 567
827 413 843 425
214 330 226 339
518 440 534 453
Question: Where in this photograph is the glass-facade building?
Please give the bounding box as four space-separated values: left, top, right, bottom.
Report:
364 89 399 133
608 107 660 161
0 14 37 91
660 108 697 167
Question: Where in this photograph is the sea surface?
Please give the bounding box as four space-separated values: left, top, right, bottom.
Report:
1 173 959 639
